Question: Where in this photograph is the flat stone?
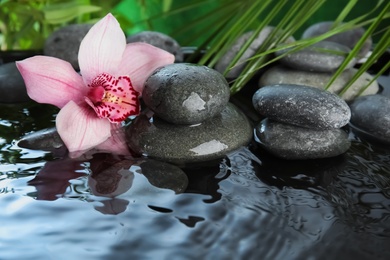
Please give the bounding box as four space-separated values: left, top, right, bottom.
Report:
215 27 295 78
17 127 67 157
275 41 356 72
255 118 351 160
44 24 93 70
127 31 184 62
349 94 390 145
126 103 253 165
259 65 379 102
252 84 351 129
0 62 30 103
140 159 188 193
143 63 230 125
302 21 372 60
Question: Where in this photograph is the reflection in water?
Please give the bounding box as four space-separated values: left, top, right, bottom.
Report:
1 102 390 259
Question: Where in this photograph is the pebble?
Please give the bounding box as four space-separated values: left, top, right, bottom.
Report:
126 103 253 165
349 94 390 145
215 27 295 78
302 21 372 60
252 84 351 129
127 31 184 62
255 118 351 160
44 24 93 70
143 63 230 125
259 66 379 102
275 41 356 72
0 62 30 103
17 127 67 157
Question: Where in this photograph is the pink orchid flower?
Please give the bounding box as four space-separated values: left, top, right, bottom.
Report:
16 13 174 157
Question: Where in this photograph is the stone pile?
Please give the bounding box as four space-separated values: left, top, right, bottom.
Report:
260 23 378 102
252 84 351 160
126 63 253 165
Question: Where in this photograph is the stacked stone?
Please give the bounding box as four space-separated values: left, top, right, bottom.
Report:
252 84 351 160
259 23 378 102
126 63 253 165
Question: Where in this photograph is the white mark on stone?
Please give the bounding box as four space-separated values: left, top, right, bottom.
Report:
182 92 206 112
189 140 228 155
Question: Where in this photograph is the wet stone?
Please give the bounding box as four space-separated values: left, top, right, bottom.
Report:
349 94 390 145
127 31 184 62
143 63 230 125
0 62 30 103
259 65 379 102
255 118 351 160
126 103 253 165
44 24 93 70
215 27 295 78
302 21 372 60
252 84 351 129
140 159 188 193
17 127 67 157
275 41 355 72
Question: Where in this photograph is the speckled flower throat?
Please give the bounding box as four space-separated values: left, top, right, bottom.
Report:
86 73 140 123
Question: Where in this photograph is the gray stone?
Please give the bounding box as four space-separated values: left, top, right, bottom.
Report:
215 27 295 78
140 159 188 193
143 63 230 125
126 103 253 165
275 41 356 72
259 65 379 102
302 21 372 60
127 31 184 62
252 84 351 129
17 127 67 157
349 94 390 145
0 62 30 103
44 24 93 70
255 118 351 160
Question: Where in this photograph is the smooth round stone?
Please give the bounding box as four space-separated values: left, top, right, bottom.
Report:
17 127 66 157
255 118 351 160
126 103 253 165
44 24 92 70
143 63 230 125
275 41 356 72
215 27 295 78
302 21 372 60
259 65 379 102
252 84 351 129
349 94 390 145
140 159 188 193
0 62 30 103
127 31 184 62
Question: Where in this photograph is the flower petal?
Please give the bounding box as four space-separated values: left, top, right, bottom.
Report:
78 13 126 85
85 73 140 123
56 101 111 156
16 56 85 108
93 124 131 155
117 42 175 93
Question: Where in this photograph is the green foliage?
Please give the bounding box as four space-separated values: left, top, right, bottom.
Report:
0 0 126 50
122 0 389 96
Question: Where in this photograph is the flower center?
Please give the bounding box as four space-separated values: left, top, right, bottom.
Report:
85 73 140 123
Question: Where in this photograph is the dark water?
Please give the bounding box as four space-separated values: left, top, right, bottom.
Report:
1 100 390 260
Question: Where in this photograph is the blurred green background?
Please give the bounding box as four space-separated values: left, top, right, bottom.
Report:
115 0 386 45
0 0 387 50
